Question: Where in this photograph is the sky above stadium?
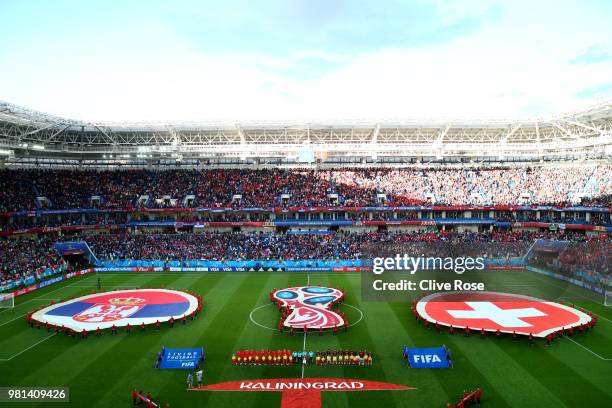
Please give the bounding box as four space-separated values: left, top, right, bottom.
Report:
1 0 611 122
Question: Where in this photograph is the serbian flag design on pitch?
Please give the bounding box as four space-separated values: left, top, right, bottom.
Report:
416 291 592 338
31 289 198 331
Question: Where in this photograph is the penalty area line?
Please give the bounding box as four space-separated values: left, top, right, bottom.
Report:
562 335 612 361
0 274 97 318
0 332 57 362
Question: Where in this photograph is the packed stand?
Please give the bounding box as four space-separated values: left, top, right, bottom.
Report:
0 165 610 211
81 231 592 262
0 236 64 291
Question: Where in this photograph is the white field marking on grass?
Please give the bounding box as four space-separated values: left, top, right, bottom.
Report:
562 335 612 361
68 285 141 288
0 274 96 326
0 332 57 362
527 272 599 303
301 329 307 378
301 273 311 378
527 273 612 323
556 300 612 325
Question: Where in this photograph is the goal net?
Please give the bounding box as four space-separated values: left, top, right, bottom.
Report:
0 292 15 308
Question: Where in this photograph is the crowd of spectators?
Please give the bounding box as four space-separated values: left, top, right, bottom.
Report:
82 230 600 262
0 236 64 290
2 230 609 292
0 165 610 211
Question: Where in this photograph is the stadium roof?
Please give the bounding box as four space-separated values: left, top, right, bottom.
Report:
0 100 611 166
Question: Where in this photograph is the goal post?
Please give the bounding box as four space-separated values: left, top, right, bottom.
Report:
605 291 612 307
0 292 15 308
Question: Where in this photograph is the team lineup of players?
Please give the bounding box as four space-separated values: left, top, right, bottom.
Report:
232 349 373 366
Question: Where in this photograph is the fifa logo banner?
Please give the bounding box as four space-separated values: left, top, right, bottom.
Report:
158 347 204 370
403 346 451 368
272 287 345 329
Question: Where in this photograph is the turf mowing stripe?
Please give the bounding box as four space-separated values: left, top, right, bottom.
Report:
0 333 57 361
225 272 320 408
386 301 512 408
199 272 283 408
446 333 568 407
87 273 228 408
0 273 183 385
186 273 275 408
339 271 479 408
18 272 193 407
0 275 97 325
562 335 612 361
327 273 401 408
0 275 143 394
492 334 612 407
0 324 62 358
247 273 297 408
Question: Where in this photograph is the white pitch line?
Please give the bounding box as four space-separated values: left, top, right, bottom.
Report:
527 272 599 303
0 313 28 328
526 273 612 324
563 335 612 361
0 275 96 326
557 300 612 325
301 330 307 379
302 273 310 378
0 332 57 362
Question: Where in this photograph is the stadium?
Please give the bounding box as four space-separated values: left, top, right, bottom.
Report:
1 2 611 408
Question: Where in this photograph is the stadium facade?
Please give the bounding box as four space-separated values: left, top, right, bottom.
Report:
0 100 611 167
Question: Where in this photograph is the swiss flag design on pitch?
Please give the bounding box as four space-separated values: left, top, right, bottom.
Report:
416 291 592 337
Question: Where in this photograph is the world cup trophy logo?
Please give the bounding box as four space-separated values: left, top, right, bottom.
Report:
272 286 345 330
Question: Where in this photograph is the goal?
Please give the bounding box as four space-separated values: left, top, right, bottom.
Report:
605 291 612 307
0 292 15 308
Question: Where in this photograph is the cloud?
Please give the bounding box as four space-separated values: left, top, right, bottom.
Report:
0 0 610 122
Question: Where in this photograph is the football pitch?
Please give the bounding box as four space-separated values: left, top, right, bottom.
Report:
0 270 610 408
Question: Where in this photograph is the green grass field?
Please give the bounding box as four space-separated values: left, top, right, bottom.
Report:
0 270 610 407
